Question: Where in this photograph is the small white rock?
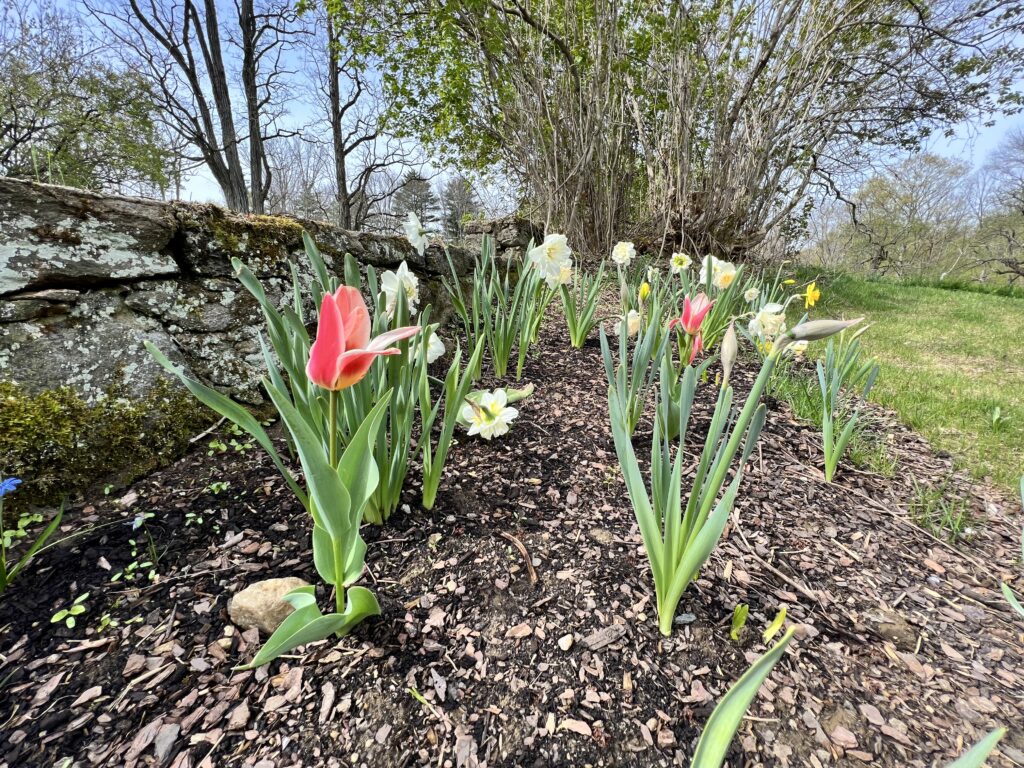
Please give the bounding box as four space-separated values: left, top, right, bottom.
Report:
557 634 573 651
227 577 309 634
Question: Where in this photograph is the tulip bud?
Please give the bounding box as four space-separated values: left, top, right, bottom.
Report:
778 317 864 351
721 322 738 387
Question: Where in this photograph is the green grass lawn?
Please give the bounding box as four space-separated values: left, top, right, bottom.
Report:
796 270 1024 491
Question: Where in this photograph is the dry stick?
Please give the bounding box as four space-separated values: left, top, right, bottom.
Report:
499 531 538 585
189 416 227 444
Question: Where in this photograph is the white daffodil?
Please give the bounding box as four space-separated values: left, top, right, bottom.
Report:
697 255 718 284
611 241 636 266
460 389 519 440
748 302 786 340
646 266 660 283
712 261 738 290
549 261 574 289
670 252 692 274
789 340 809 357
414 331 446 364
529 233 573 284
744 287 760 303
381 260 420 317
402 212 429 256
614 309 642 338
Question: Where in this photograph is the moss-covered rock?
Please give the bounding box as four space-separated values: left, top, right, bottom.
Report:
0 379 212 511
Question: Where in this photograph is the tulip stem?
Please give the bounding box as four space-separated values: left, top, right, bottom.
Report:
328 390 338 469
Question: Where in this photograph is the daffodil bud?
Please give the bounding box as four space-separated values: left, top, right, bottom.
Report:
779 317 864 350
638 281 651 304
721 322 737 387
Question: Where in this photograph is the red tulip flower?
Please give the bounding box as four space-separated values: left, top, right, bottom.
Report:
306 286 420 391
668 293 714 336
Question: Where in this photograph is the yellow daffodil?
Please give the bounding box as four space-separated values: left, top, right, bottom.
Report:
638 281 651 304
804 281 821 308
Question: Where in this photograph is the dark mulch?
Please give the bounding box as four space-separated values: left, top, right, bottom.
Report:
2 316 1023 768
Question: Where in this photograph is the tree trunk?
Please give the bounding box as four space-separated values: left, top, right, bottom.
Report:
200 0 249 213
326 14 351 229
239 0 268 215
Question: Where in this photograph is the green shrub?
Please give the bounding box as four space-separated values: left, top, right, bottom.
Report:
0 378 211 510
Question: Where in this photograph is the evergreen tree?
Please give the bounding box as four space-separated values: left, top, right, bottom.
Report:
438 174 481 239
392 172 440 227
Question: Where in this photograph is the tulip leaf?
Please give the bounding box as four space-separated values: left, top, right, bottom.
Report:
144 341 306 507
690 627 796 768
945 728 1006 768
237 585 381 670
1001 582 1024 619
263 380 353 542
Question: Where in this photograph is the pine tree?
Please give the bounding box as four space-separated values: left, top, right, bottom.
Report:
438 174 481 239
392 172 440 227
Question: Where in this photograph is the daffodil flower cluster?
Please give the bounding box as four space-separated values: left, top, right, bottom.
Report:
528 233 574 289
699 255 738 290
381 261 420 318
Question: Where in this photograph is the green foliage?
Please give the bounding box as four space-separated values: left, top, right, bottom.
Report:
729 604 749 641
608 352 771 635
51 592 89 629
816 330 879 481
418 337 487 510
909 479 978 544
690 627 796 767
999 477 1024 620
600 294 670 437
691 627 1005 768
0 483 63 595
846 428 898 478
0 1 171 192
446 235 548 380
801 271 1024 490
0 379 210 512
559 262 606 347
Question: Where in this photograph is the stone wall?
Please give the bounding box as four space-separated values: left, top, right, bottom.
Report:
0 177 538 405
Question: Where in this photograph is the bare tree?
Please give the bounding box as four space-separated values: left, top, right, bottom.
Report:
89 0 296 213
294 7 422 229
354 0 1024 257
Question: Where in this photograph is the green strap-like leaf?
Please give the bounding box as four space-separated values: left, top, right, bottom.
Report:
944 728 1006 768
1001 582 1024 619
690 627 796 768
264 380 352 542
236 585 381 670
145 341 306 507
336 394 393 529
8 503 63 583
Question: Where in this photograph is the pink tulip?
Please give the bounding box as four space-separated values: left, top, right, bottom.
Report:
306 286 420 391
688 332 703 364
669 293 714 336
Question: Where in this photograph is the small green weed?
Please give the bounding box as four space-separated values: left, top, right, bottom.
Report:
909 479 979 544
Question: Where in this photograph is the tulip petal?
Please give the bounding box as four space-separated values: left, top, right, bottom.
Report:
332 286 371 351
366 325 421 352
334 348 401 390
306 293 346 389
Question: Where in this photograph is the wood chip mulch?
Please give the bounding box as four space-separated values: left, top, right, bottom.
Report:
2 313 1023 768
